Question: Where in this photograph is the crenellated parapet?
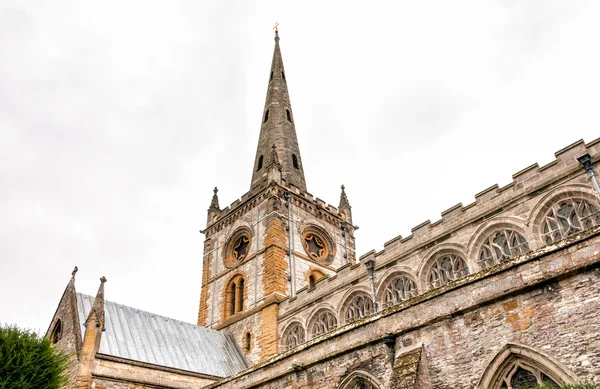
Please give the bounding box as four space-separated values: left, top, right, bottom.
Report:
275 137 600 351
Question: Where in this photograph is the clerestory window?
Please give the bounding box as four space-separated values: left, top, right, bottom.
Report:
478 229 529 270
542 198 600 244
427 253 469 290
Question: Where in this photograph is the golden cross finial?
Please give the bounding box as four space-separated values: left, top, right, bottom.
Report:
273 22 279 34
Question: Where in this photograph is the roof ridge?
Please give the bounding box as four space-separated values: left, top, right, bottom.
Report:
76 293 220 334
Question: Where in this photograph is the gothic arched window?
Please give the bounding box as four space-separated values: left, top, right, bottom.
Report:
542 198 600 244
427 253 469 290
281 322 305 351
478 229 529 269
343 293 374 323
477 343 573 389
50 319 62 344
339 371 382 389
225 275 245 319
498 363 560 389
286 109 292 122
292 154 299 169
381 274 418 308
309 309 337 338
263 110 269 123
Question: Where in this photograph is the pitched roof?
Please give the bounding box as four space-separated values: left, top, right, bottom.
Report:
76 293 248 378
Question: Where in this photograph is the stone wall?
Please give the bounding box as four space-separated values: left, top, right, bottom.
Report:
209 229 600 388
89 356 216 389
276 139 600 353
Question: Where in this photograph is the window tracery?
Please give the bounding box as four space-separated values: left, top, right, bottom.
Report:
542 198 600 244
478 229 529 269
309 309 337 338
301 227 335 264
381 275 418 308
223 228 252 268
498 363 559 389
281 322 305 351
344 294 374 323
427 254 469 290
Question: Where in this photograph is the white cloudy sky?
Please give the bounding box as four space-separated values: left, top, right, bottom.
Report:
1 0 599 332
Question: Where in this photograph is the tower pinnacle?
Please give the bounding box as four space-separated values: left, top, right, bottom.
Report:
250 31 307 191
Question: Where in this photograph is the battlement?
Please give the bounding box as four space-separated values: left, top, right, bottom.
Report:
278 137 600 316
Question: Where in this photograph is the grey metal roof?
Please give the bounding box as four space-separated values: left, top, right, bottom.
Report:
76 293 248 377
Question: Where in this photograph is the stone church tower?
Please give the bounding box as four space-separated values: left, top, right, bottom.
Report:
197 31 357 364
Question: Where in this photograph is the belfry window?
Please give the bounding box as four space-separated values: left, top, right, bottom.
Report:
264 110 269 123
225 275 245 318
292 154 299 169
286 109 292 123
257 155 263 171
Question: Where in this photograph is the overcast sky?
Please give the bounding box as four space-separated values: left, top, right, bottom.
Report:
1 1 599 333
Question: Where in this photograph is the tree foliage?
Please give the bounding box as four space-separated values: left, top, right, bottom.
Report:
0 324 70 389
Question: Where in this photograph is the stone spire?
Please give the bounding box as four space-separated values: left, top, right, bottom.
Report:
250 30 307 192
339 185 353 224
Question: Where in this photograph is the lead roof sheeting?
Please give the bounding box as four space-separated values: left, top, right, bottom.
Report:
76 293 248 377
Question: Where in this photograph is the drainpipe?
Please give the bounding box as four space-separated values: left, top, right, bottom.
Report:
284 191 296 297
364 258 378 313
578 154 600 199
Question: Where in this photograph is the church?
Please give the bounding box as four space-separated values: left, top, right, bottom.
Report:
47 30 600 389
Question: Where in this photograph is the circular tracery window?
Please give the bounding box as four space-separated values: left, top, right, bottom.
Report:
304 233 326 259
223 228 252 268
301 227 335 264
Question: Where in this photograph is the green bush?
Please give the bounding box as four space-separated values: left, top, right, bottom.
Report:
0 324 70 389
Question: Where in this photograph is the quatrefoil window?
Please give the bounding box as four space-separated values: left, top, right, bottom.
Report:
304 233 326 259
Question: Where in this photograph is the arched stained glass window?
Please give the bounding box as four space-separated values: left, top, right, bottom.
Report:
282 322 305 351
344 294 374 323
310 310 337 338
542 198 600 244
427 254 469 290
497 363 560 389
478 229 529 269
381 275 418 308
